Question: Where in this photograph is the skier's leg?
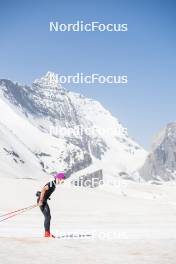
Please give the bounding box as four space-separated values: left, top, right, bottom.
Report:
40 203 51 232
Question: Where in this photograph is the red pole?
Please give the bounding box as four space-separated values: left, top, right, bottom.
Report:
0 204 37 218
0 205 38 223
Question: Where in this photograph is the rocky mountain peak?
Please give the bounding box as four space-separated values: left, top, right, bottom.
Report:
139 122 176 182
33 71 64 90
0 74 147 179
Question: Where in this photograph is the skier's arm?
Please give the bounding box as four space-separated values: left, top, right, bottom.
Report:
38 186 49 206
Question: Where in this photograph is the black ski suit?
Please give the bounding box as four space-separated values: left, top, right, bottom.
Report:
37 180 56 232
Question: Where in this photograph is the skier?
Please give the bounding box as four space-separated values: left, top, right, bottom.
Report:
36 172 65 238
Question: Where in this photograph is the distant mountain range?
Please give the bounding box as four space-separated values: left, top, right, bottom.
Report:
0 72 147 180
139 123 176 182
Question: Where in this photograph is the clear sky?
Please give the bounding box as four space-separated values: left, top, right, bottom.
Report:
0 0 176 149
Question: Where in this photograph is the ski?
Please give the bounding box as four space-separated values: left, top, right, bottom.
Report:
56 233 93 239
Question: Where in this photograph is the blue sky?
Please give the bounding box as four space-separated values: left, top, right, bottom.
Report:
0 0 176 149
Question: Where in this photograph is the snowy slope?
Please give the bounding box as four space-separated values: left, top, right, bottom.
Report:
0 72 147 179
0 97 86 179
0 177 176 264
69 91 147 176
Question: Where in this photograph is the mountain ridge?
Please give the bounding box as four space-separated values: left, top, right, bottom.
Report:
139 122 176 182
0 72 147 180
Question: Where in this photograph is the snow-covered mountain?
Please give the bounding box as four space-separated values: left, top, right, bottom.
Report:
139 123 176 182
0 72 147 179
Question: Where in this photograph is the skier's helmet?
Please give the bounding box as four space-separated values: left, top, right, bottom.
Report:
54 172 65 180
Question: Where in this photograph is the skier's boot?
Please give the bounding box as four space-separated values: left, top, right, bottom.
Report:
44 231 55 238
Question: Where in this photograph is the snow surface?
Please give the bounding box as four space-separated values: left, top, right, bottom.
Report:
1 177 176 263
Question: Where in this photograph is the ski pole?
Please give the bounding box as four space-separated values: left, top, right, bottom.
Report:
0 204 37 218
0 205 38 223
